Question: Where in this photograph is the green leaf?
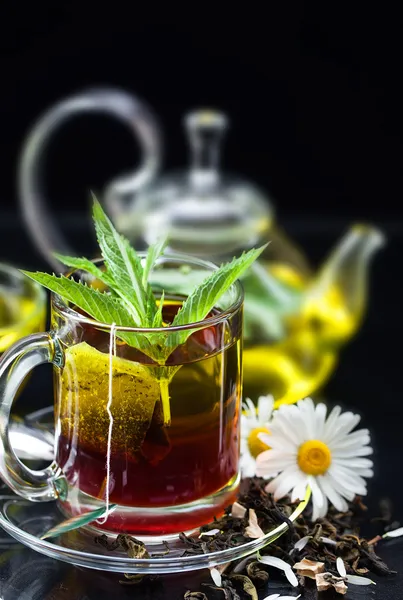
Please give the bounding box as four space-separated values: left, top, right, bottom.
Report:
241 262 303 342
53 253 114 288
152 291 165 328
40 504 117 539
142 237 168 288
21 272 138 328
92 197 152 323
166 245 267 349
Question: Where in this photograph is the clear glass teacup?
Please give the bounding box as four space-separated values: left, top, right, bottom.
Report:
0 254 243 537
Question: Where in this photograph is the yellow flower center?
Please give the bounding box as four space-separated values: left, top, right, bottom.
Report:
297 439 332 475
247 427 271 459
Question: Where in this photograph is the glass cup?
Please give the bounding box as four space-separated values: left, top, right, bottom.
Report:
0 254 243 538
0 263 46 355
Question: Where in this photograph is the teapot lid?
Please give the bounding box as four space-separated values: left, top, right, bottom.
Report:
115 109 274 256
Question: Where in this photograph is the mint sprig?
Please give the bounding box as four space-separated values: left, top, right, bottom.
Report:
22 197 266 425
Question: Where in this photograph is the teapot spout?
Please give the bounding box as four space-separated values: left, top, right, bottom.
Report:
305 225 385 345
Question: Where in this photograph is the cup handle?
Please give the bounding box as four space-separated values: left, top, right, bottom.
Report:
0 332 65 502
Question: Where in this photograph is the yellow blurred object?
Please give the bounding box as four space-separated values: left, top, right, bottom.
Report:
242 225 385 405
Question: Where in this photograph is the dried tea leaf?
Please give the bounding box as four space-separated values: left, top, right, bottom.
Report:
117 533 150 559
246 561 270 585
245 509 265 539
293 558 325 579
231 502 247 519
230 574 258 600
316 572 347 595
184 592 208 599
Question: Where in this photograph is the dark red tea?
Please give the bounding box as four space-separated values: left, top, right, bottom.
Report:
56 302 241 534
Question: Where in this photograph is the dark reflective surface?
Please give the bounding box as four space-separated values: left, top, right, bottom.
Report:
1 216 402 599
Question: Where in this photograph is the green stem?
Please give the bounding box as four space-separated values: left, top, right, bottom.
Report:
159 378 171 426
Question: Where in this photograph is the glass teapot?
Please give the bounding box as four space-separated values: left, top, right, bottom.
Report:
18 88 385 406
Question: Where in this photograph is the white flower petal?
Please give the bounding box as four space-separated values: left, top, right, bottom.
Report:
383 527 403 538
294 535 311 551
336 557 347 577
256 452 293 478
308 476 325 508
346 574 376 585
210 567 222 586
270 414 303 448
274 468 305 499
326 412 361 445
331 443 373 457
258 555 291 569
257 394 274 425
291 480 308 503
332 445 373 458
325 470 356 502
331 427 370 446
323 405 342 440
258 555 298 587
272 406 304 446
243 398 258 426
263 596 301 600
350 468 374 478
331 431 370 446
240 452 257 478
267 437 298 454
309 477 327 521
265 466 302 499
320 536 337 546
314 403 327 439
317 474 349 513
284 566 299 587
329 465 368 496
200 528 220 536
258 433 273 447
297 398 316 439
332 457 374 470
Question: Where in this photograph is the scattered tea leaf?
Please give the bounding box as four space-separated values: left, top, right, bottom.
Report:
230 574 258 599
246 561 270 585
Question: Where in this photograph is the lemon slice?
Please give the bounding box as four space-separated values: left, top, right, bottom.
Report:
59 342 161 457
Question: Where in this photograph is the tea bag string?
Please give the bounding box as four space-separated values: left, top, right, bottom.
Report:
97 322 117 524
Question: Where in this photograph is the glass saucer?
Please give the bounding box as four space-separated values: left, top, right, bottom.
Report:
1 406 308 574
0 494 307 574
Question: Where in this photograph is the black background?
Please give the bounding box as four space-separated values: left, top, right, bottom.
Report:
0 5 403 598
0 3 402 222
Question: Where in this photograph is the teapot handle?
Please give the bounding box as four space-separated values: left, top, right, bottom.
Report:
18 88 162 270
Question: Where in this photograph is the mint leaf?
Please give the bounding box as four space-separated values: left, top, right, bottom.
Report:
53 254 114 288
142 237 168 288
21 272 138 327
92 198 153 323
165 245 267 350
241 262 302 342
152 291 165 328
21 272 160 360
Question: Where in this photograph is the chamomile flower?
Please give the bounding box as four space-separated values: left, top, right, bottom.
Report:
256 398 373 521
240 395 274 477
